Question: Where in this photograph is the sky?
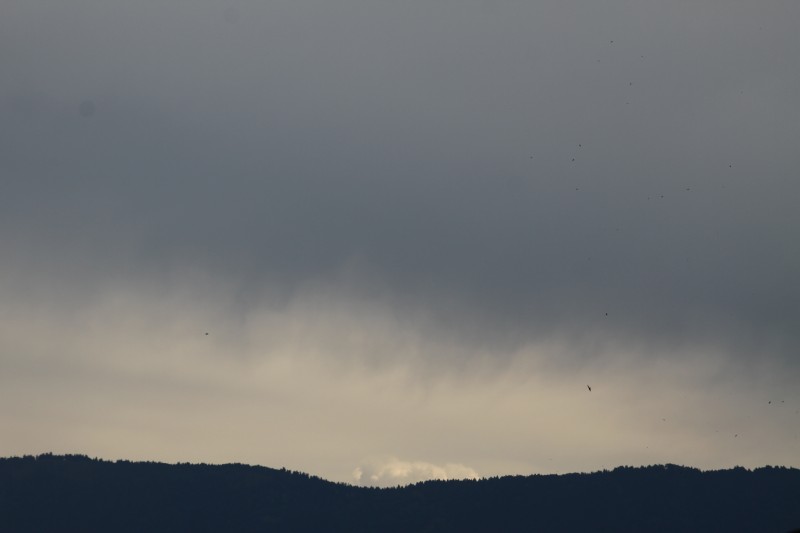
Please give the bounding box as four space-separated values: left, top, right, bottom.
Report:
1 0 799 486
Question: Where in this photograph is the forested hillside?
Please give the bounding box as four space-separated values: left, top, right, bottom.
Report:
1 455 798 532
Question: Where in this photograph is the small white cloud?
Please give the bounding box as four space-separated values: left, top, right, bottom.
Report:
352 456 479 487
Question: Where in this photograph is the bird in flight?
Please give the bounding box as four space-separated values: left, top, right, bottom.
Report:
587 385 592 392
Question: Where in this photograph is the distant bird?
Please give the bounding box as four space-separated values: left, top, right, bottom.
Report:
587 385 592 392
768 401 771 404
205 332 209 336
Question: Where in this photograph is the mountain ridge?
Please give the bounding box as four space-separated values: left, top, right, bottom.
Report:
2 454 798 532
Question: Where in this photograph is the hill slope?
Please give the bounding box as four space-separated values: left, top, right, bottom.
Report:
1 454 798 532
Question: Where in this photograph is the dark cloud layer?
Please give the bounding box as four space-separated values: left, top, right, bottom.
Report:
2 0 799 365
3 2 800 482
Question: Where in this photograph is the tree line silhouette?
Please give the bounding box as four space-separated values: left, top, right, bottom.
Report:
1 454 798 532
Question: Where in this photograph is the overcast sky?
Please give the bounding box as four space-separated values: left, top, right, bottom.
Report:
2 0 799 485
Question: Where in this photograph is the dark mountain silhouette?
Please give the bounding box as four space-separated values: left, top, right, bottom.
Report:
2 454 799 532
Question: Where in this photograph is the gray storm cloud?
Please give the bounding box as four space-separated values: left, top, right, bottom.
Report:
1 0 799 479
1 276 797 482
